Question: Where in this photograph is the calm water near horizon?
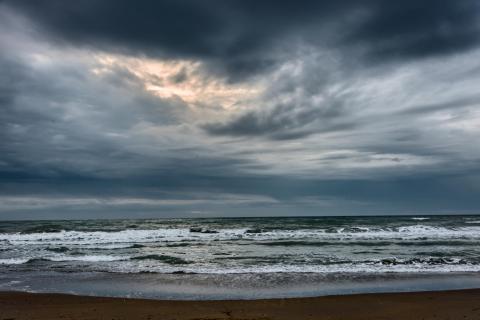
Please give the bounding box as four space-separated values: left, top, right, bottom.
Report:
1 215 480 299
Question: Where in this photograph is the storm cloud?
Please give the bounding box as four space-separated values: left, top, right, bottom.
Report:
6 0 480 79
1 1 480 219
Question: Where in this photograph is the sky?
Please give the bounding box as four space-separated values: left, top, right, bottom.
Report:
1 0 480 219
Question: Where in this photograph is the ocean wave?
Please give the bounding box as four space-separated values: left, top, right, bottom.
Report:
465 220 480 224
0 255 128 264
2 221 480 275
45 246 70 253
258 240 394 247
257 239 480 247
0 258 29 265
86 259 480 275
131 254 190 265
130 244 146 248
373 257 468 265
0 254 194 265
2 255 480 274
20 224 65 234
2 225 480 246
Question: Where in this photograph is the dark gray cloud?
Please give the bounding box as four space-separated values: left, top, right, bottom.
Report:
203 99 355 140
5 0 480 81
348 1 480 61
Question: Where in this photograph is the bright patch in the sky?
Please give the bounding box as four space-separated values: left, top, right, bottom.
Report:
92 54 262 111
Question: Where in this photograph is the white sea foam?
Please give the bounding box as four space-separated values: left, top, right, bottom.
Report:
4 254 478 274
85 260 480 275
2 222 480 275
48 255 128 262
0 258 29 265
0 255 127 264
1 225 480 246
465 220 480 224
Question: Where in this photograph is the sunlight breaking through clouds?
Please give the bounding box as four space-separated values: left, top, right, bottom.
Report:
92 54 262 112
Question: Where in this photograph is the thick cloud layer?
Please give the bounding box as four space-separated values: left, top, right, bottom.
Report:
7 0 480 79
1 1 480 219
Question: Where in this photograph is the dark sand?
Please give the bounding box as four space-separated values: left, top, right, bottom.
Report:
1 289 480 320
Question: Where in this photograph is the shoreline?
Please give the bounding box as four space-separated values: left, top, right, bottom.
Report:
2 289 480 319
3 270 480 300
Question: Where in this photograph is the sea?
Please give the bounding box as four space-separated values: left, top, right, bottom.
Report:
1 215 480 300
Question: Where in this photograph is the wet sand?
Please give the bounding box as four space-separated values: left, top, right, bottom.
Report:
1 289 480 320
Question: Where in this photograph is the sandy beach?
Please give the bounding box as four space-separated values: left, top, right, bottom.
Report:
1 289 480 320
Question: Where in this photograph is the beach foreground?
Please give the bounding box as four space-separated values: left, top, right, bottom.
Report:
1 289 480 320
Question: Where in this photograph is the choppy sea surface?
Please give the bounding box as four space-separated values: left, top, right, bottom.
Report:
1 215 480 299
